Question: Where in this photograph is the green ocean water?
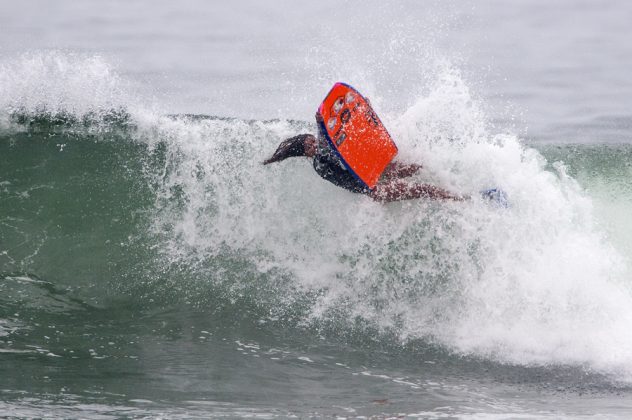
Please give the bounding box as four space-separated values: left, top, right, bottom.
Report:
2 0 632 415
2 112 632 417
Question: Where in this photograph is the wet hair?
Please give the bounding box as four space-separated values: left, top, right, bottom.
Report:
263 134 311 165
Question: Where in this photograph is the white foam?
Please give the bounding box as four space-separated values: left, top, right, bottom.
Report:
141 63 632 381
6 51 632 381
382 70 632 376
0 51 142 123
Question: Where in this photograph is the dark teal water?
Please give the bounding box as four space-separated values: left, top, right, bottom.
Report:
2 114 632 418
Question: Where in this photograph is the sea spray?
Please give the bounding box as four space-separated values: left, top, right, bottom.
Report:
140 63 632 380
0 52 132 121
2 51 632 382
387 68 632 375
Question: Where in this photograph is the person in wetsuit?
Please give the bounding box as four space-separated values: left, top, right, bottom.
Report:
263 131 465 203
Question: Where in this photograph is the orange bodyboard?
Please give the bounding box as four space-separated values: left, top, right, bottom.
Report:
317 83 398 189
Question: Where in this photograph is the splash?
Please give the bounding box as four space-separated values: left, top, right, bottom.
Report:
139 64 632 381
3 51 632 381
0 51 145 130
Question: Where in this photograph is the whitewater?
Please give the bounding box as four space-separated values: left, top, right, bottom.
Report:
2 1 632 418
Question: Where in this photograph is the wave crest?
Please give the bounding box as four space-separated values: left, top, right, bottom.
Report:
0 51 137 129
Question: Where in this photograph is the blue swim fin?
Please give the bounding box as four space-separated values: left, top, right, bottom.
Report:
480 188 509 208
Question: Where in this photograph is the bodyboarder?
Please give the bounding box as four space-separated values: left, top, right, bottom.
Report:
263 129 465 203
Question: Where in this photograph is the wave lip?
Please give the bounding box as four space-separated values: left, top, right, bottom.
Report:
0 51 138 129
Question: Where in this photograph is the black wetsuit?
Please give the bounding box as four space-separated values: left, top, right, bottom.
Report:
312 138 371 194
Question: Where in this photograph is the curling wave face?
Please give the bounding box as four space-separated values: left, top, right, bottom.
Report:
2 52 632 384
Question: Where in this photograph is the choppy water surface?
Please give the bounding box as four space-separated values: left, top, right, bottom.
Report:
2 0 632 418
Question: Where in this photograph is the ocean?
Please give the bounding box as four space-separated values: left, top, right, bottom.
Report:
2 0 632 418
